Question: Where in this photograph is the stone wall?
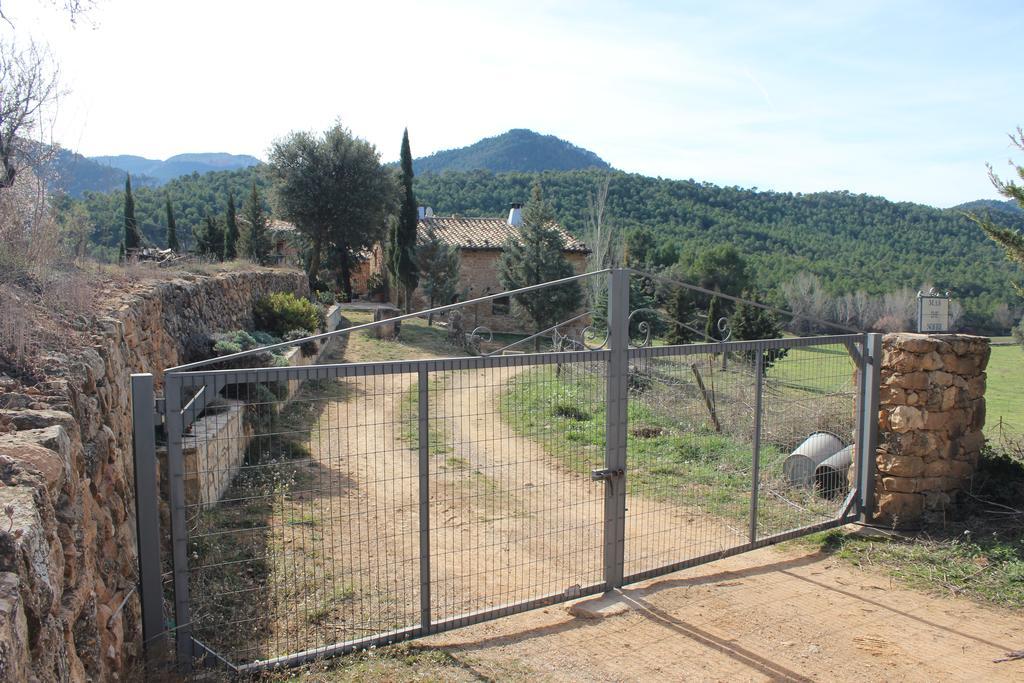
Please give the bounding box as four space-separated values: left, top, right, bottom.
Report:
874 333 989 527
178 307 347 509
0 268 307 681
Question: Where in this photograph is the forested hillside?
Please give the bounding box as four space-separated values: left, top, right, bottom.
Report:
64 164 1021 329
64 166 269 260
413 169 1021 328
412 129 611 174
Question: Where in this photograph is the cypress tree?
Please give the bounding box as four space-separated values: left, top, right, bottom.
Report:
705 296 724 341
391 128 419 312
123 174 141 250
200 214 224 260
242 182 271 264
166 196 179 251
666 287 697 345
224 193 239 260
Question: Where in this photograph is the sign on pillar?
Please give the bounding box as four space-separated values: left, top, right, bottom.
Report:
917 288 951 333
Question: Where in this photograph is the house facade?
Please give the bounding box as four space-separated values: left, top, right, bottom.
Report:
407 206 589 333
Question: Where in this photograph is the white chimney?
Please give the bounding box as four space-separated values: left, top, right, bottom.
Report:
507 203 523 227
425 206 433 218
417 206 426 219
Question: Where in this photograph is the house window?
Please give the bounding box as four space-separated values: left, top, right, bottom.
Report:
492 296 511 315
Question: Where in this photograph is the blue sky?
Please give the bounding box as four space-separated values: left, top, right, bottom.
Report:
10 0 1024 206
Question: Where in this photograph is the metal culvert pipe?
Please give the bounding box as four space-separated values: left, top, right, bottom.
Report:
814 444 855 499
782 432 845 487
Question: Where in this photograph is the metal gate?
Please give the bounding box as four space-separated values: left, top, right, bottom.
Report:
131 269 881 673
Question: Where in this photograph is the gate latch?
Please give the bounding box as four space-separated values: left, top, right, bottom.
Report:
591 467 625 482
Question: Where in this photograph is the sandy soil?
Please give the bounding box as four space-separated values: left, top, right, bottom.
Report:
268 362 1024 681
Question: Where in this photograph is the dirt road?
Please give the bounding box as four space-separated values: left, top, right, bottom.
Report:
271 363 1024 681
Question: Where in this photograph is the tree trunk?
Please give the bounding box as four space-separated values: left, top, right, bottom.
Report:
308 235 323 290
338 248 353 301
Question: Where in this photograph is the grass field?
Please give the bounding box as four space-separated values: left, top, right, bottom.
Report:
984 342 1024 440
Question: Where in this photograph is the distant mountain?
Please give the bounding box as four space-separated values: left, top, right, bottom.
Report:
43 147 158 197
90 152 261 184
412 129 611 175
953 198 1023 215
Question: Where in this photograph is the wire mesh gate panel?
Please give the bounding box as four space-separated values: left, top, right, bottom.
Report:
139 269 880 673
163 352 612 671
623 336 864 583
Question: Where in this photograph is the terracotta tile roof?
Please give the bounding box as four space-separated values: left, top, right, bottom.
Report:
261 216 589 253
268 219 299 233
417 216 588 253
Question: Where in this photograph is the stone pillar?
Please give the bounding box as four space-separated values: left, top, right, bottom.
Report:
874 333 989 527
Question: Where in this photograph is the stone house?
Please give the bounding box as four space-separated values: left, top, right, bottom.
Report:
351 205 590 333
409 205 589 333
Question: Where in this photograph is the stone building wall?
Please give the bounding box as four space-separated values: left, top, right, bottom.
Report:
0 268 307 682
874 333 989 527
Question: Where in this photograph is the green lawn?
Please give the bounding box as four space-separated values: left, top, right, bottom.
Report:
985 342 1024 440
499 364 842 533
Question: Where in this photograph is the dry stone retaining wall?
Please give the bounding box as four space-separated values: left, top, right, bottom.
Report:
0 268 307 682
874 333 990 527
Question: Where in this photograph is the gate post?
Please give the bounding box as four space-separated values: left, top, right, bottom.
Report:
857 333 882 523
163 372 194 671
417 368 432 633
603 269 629 589
748 353 764 542
131 374 168 665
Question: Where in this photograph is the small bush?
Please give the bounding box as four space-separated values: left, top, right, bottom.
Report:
317 290 336 306
213 339 242 356
254 292 323 338
284 328 319 357
251 331 281 347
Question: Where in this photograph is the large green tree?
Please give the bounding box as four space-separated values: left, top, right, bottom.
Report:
224 193 239 260
165 196 179 251
417 223 461 324
390 128 419 311
498 183 582 350
972 129 1024 294
268 123 396 294
123 174 141 250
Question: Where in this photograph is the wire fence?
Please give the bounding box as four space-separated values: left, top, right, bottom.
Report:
138 269 877 673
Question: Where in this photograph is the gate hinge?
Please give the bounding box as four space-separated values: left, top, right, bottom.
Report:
591 467 625 481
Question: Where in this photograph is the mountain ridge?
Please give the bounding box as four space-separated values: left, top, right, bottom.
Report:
90 152 261 184
410 128 611 175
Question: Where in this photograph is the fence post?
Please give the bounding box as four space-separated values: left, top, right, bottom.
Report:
163 372 194 671
857 333 882 523
417 368 432 632
131 374 168 666
603 269 629 589
748 353 764 542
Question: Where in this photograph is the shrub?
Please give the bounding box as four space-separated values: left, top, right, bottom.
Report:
254 292 323 338
251 331 280 347
284 328 319 357
317 290 336 306
366 272 389 298
213 339 242 356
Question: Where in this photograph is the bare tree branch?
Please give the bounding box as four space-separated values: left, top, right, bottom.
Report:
0 38 62 189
